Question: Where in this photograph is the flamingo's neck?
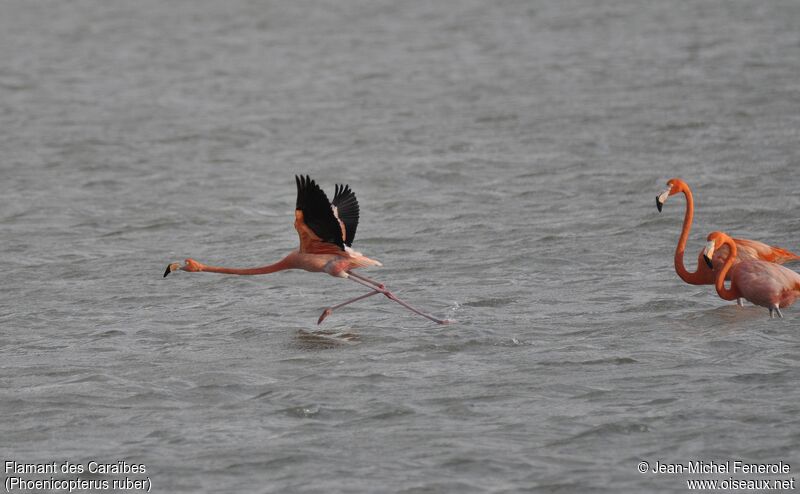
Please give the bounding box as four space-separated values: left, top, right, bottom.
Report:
715 237 740 301
200 255 295 275
673 187 705 284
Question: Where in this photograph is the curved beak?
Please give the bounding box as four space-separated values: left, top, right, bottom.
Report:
702 240 715 269
164 262 181 278
656 188 670 213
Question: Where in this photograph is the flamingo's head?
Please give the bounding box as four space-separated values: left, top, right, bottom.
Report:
164 262 180 277
703 231 731 269
163 258 203 277
656 177 687 212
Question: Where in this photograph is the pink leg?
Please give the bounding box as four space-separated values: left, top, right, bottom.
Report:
347 271 385 289
318 290 382 324
346 273 451 325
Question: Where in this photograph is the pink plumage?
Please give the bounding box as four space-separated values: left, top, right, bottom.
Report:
705 231 800 318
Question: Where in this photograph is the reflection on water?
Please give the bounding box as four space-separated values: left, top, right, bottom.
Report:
294 329 361 349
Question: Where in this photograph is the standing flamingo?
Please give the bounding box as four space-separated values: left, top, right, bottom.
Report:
165 175 451 325
656 178 799 303
703 231 800 318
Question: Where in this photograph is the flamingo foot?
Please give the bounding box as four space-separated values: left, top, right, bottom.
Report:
317 290 382 324
317 308 333 325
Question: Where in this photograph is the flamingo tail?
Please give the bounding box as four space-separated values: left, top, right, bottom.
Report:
351 256 383 268
344 246 383 268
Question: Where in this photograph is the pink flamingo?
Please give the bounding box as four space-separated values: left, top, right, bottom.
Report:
703 231 800 318
165 175 451 325
656 178 799 304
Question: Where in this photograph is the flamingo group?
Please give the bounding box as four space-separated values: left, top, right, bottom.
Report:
163 174 798 323
702 232 800 318
657 178 800 317
165 175 451 325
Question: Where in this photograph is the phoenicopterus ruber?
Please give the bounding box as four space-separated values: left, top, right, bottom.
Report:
704 231 800 318
656 178 799 304
165 175 451 325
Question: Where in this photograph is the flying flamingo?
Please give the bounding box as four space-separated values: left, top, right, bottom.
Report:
656 178 799 304
164 175 451 325
703 231 800 318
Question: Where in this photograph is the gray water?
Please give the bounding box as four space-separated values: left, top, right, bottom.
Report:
2 1 799 492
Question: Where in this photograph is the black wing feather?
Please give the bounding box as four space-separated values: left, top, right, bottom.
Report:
332 183 360 247
295 175 345 249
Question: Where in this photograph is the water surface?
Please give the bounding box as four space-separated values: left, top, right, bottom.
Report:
2 1 799 492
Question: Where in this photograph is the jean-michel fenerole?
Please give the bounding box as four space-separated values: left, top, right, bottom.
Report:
651 460 790 474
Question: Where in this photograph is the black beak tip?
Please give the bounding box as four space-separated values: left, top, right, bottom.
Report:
163 266 171 278
703 255 714 269
656 197 663 212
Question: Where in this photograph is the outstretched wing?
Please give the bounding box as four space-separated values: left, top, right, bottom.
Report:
331 183 359 247
295 175 345 253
